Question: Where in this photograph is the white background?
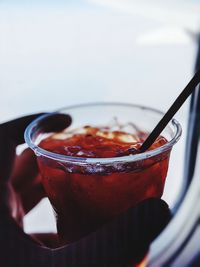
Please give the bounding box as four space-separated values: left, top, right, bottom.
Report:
0 0 199 233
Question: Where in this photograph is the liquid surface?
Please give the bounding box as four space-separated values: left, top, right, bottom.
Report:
39 125 167 158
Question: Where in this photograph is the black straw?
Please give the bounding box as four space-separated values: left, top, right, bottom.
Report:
139 69 200 153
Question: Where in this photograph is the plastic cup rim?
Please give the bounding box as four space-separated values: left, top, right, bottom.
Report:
24 102 182 165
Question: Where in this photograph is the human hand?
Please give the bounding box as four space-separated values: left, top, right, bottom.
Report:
0 113 171 266
0 113 71 227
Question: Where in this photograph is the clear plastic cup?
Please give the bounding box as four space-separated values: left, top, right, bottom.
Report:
25 103 182 243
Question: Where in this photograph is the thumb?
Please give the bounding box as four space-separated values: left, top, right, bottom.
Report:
0 114 46 214
0 113 45 183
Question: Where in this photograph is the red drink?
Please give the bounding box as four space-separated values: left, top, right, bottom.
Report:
38 125 169 243
25 103 181 245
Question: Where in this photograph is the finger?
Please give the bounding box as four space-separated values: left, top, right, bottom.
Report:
60 198 171 267
0 114 46 184
0 135 16 183
19 181 45 213
37 113 72 133
0 113 71 213
1 113 72 145
0 113 46 145
10 148 46 213
11 148 39 191
7 184 24 227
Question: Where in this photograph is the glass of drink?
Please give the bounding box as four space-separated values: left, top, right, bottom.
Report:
25 103 181 244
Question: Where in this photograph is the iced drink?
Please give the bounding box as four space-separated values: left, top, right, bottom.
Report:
38 124 169 243
25 103 181 244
